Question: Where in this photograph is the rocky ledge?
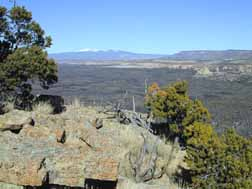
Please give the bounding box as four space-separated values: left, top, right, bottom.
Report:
0 108 119 189
0 106 185 189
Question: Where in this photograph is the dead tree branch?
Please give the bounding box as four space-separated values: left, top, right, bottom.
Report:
128 133 165 183
98 92 153 132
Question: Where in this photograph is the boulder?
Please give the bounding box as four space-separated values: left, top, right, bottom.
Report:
92 118 103 129
84 158 119 181
0 113 34 132
0 114 119 188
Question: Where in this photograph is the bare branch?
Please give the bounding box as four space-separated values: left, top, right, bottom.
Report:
128 133 164 183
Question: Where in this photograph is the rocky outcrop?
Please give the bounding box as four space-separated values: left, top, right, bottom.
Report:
0 110 119 188
0 116 34 132
0 108 185 189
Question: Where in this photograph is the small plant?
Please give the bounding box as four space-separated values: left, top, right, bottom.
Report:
121 132 185 184
32 102 53 115
0 101 15 114
127 133 164 183
65 98 83 111
70 98 82 109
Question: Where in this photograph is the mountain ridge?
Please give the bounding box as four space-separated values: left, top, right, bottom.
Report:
49 49 165 61
49 49 252 62
163 49 252 61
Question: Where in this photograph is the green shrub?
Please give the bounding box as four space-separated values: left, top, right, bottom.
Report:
185 128 252 189
145 81 211 142
146 81 252 188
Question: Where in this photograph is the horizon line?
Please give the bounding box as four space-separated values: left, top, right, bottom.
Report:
48 48 252 55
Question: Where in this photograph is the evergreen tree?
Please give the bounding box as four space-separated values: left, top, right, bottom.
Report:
146 81 252 188
0 5 57 108
145 81 211 142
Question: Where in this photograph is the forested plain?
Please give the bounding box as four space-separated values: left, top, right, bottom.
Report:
34 64 252 137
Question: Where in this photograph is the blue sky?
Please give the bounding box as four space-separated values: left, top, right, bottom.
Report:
1 0 252 54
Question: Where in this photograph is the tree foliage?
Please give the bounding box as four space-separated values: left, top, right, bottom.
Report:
185 128 252 189
145 81 252 188
0 5 57 108
145 80 211 142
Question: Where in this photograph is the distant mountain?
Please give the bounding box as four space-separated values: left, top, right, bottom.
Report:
50 49 252 63
163 50 252 61
49 50 165 61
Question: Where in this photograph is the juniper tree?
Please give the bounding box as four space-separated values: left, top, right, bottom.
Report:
0 5 57 108
145 81 252 188
145 81 211 142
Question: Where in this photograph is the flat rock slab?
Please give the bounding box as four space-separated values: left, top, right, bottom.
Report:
0 110 33 132
0 112 119 188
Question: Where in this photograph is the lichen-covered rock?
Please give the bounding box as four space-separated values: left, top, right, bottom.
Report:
0 107 184 188
0 111 34 132
0 131 48 186
84 158 119 181
0 109 119 188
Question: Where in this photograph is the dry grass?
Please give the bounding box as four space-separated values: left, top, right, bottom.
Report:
2 102 14 113
68 97 83 109
32 102 53 115
61 99 109 124
61 98 86 121
117 176 184 189
105 121 186 187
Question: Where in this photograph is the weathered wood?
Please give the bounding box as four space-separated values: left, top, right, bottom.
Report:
98 92 153 132
132 96 136 113
128 134 164 183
